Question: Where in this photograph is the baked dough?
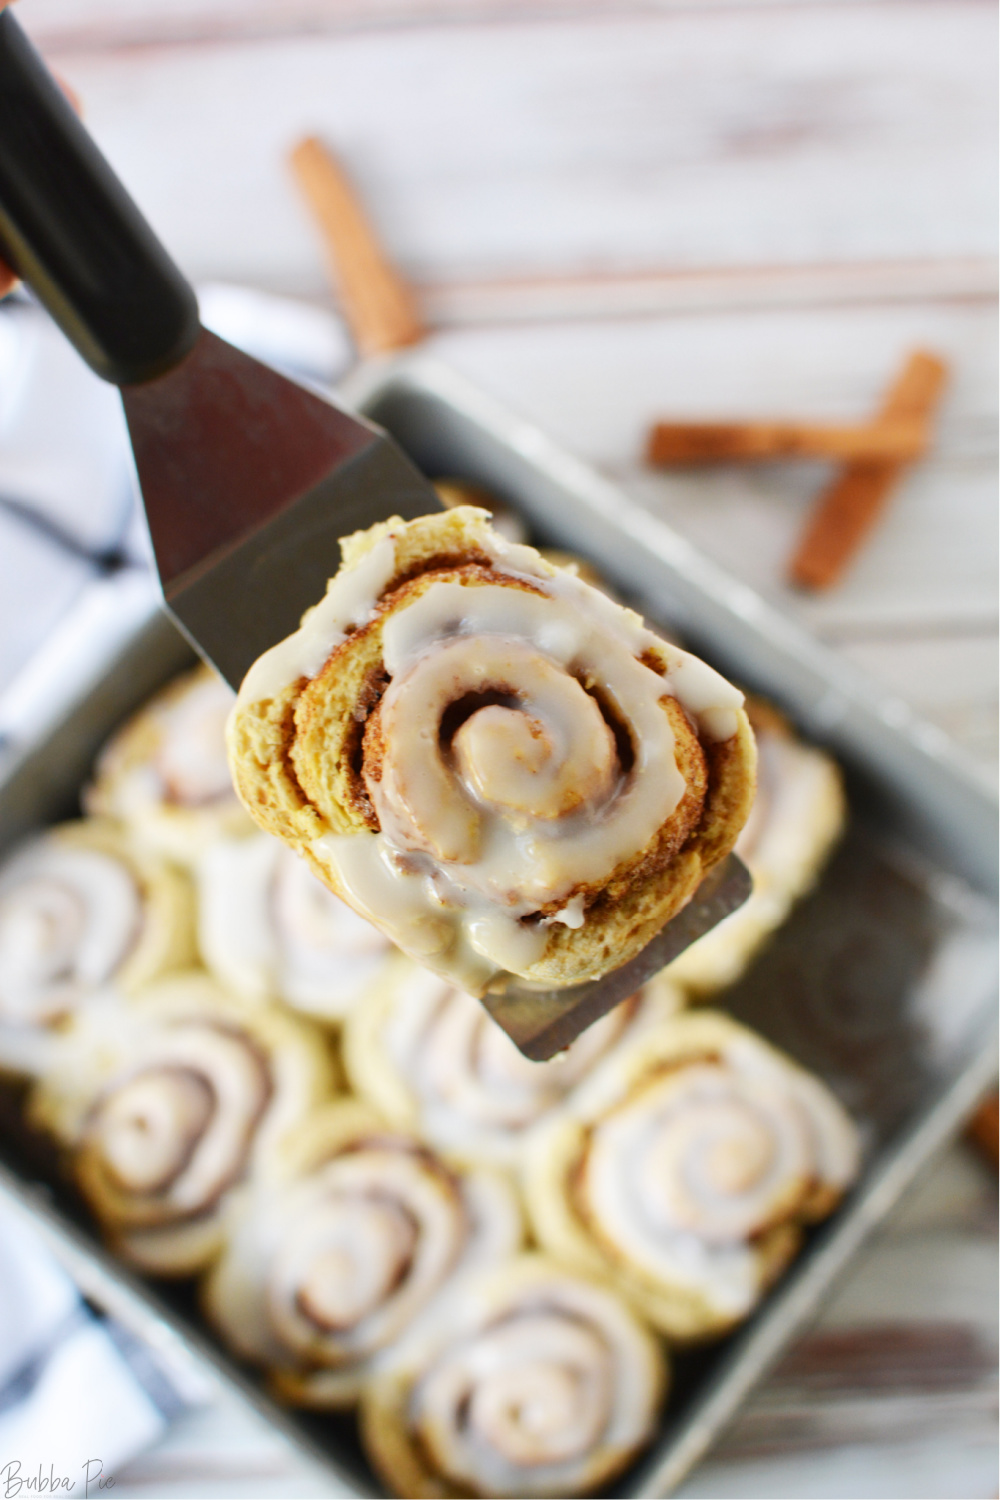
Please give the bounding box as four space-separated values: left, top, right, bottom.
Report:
667 700 845 995
86 664 253 865
202 1100 522 1407
343 958 684 1167
228 508 756 994
0 819 195 1076
359 1253 666 1498
30 974 336 1274
197 832 392 1023
524 1009 860 1342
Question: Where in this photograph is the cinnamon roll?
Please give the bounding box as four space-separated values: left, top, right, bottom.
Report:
668 701 845 995
360 1253 666 1498
0 820 195 1076
228 507 756 995
434 480 528 545
29 974 336 1274
202 1100 522 1407
86 664 253 866
524 1010 860 1342
343 958 684 1167
197 833 392 1022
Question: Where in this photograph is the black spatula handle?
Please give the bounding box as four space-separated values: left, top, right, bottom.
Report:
0 10 199 384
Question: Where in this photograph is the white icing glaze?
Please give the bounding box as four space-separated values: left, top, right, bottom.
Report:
574 1031 859 1315
667 722 844 996
154 673 238 806
239 514 745 991
265 1148 467 1358
83 1017 272 1222
204 1121 521 1404
0 838 142 1027
198 834 389 1017
312 832 501 993
400 1259 661 1497
737 732 840 885
379 966 637 1153
238 534 398 702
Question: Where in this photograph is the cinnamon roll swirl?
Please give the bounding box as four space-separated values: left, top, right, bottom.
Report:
197 834 392 1022
524 1011 860 1341
668 700 845 995
343 958 683 1166
360 1253 665 1498
202 1100 522 1407
0 821 195 1076
228 508 756 994
86 665 253 866
29 974 336 1274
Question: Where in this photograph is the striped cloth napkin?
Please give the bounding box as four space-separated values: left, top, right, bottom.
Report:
0 1205 195 1496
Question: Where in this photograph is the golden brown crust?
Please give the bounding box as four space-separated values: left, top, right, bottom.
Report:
86 664 253 864
523 1010 859 1341
359 1254 666 1498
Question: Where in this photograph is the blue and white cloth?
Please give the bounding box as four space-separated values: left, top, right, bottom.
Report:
0 1204 198 1495
0 283 351 1495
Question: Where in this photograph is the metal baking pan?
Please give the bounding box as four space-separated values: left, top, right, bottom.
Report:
0 353 996 1498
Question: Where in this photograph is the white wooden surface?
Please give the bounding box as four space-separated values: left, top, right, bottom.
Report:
8 1 999 1494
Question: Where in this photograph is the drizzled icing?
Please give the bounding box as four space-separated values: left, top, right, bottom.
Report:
736 728 841 882
559 1021 860 1319
239 535 399 704
666 713 844 996
113 672 238 812
235 513 745 991
154 673 239 806
79 1016 272 1227
370 1256 663 1498
265 1146 468 1359
0 839 142 1027
88 667 254 866
198 835 390 1018
360 964 649 1160
203 1110 522 1403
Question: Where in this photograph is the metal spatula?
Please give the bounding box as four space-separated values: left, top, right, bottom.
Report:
0 11 750 1056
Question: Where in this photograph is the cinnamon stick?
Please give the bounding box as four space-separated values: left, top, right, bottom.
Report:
788 350 948 590
965 1091 998 1172
647 418 926 466
289 136 424 357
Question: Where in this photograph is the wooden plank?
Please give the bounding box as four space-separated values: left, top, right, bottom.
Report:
417 258 997 327
425 297 997 641
113 1393 343 1498
24 0 995 52
32 4 995 296
678 1432 999 1499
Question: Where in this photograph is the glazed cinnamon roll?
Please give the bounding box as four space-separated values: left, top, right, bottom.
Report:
197 833 392 1022
228 508 756 994
668 700 845 995
86 664 253 866
0 820 195 1076
360 1253 666 1498
524 1010 860 1342
202 1100 522 1407
30 974 336 1274
343 958 683 1166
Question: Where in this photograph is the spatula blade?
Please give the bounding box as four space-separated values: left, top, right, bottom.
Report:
121 327 442 688
123 330 752 1052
